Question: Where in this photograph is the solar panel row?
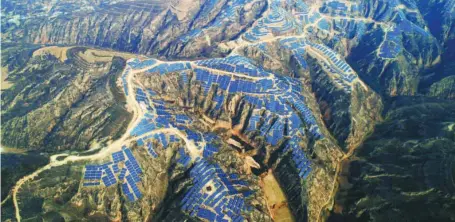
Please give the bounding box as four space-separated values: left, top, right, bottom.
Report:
83 182 100 187
182 160 250 221
147 62 189 75
147 142 158 158
131 118 157 137
122 182 135 201
127 59 156 70
178 148 191 167
121 68 130 96
101 165 117 187
126 174 142 199
282 137 313 180
203 144 219 158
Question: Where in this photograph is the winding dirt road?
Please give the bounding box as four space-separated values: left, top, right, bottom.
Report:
13 60 165 222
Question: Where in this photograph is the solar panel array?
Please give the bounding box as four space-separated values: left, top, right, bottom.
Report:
181 160 252 222
265 119 285 146
203 133 217 143
203 144 219 158
118 39 324 203
83 165 103 186
134 131 181 158
127 58 156 69
128 51 324 145
101 163 117 187
283 132 313 179
121 67 130 96
78 0 441 219
213 94 224 110
379 24 402 59
293 1 321 25
279 37 357 92
307 43 355 79
82 3 332 215
379 12 428 59
131 118 157 137
130 91 181 137
178 148 191 167
147 62 191 75
242 1 299 42
317 18 330 31
126 174 142 200
135 88 153 111
147 142 158 158
175 114 192 124
82 146 144 201
183 128 202 142
246 114 261 132
193 65 282 96
239 0 433 89
196 56 269 77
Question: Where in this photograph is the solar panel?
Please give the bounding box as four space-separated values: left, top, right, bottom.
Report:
147 143 158 158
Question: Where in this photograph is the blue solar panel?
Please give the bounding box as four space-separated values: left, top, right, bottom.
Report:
84 165 103 181
122 147 143 178
128 59 157 70
169 135 178 143
125 160 140 182
131 118 156 136
203 144 219 158
181 160 252 221
159 134 168 147
185 129 201 142
112 151 125 163
113 164 119 173
147 143 158 158
176 114 192 124
229 80 238 93
177 148 191 167
118 168 127 180
197 208 217 221
126 174 142 199
137 139 144 146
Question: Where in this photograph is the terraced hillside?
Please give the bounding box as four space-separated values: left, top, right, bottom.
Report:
1 0 455 222
1 0 267 58
1 46 134 152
